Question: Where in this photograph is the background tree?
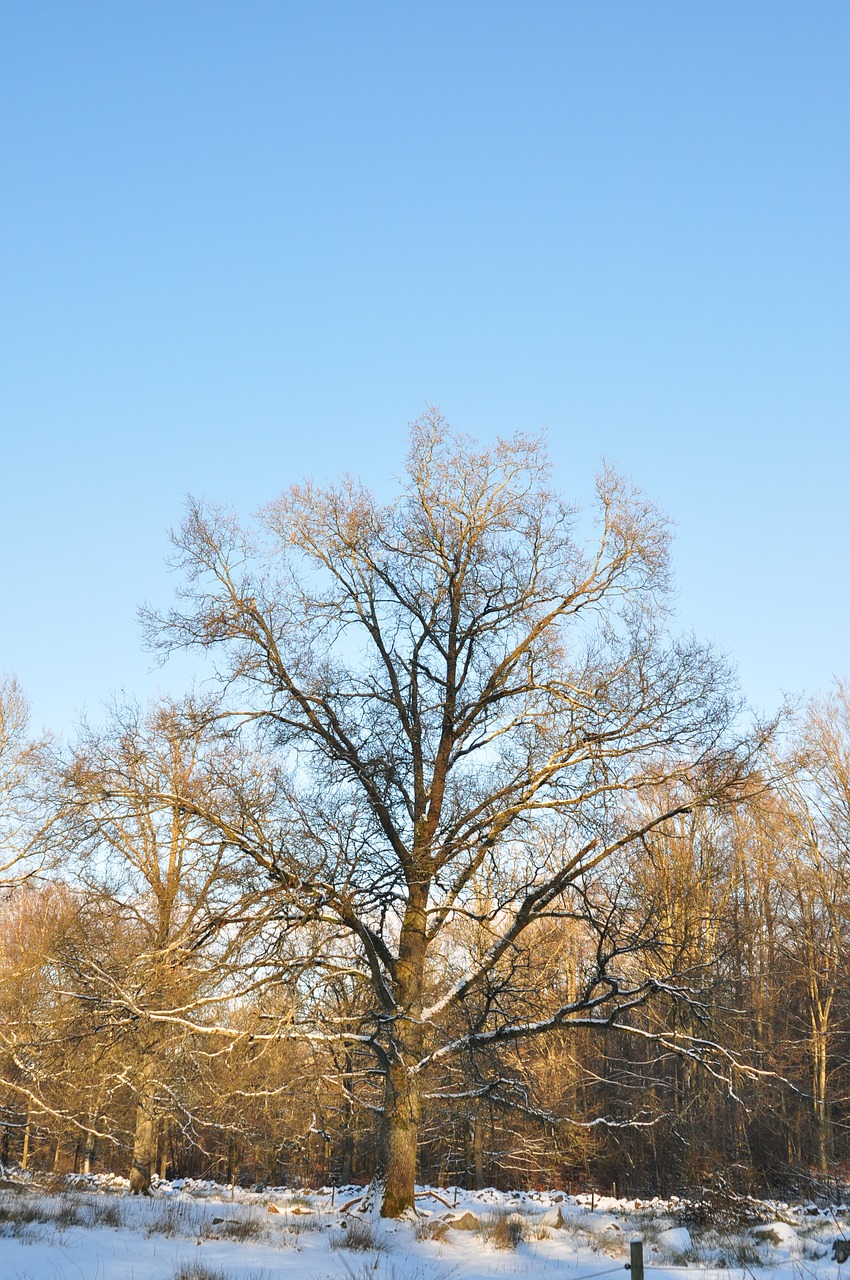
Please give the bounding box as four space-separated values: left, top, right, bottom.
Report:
0 675 56 887
62 699 266 1191
775 685 850 1174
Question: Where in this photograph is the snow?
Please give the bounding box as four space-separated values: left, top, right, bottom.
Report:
0 1177 844 1280
654 1225 693 1254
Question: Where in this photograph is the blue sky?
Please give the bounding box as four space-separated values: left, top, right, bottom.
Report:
2 2 848 735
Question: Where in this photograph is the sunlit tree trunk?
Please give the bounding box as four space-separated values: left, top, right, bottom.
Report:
381 885 427 1216
21 1107 30 1171
130 1059 157 1194
810 992 833 1174
472 1105 485 1190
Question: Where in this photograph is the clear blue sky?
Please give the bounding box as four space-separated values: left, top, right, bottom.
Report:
2 2 848 735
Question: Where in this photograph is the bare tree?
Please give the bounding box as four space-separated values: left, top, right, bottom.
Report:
145 412 764 1214
773 683 850 1173
0 675 55 887
62 699 267 1191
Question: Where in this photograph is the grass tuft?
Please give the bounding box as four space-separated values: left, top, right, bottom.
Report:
208 1211 266 1241
86 1197 123 1228
414 1217 452 1242
479 1209 528 1250
329 1215 389 1253
171 1264 272 1280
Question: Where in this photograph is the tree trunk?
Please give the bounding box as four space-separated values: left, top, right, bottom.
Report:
813 1022 831 1174
473 1110 485 1190
379 881 428 1217
129 1063 157 1194
381 1058 422 1217
809 985 833 1175
338 1051 356 1184
21 1109 30 1171
338 1132 355 1184
158 1126 169 1181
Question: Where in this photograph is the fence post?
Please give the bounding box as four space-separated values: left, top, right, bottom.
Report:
630 1239 645 1280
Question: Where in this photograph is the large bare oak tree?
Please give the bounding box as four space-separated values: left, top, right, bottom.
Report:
146 413 761 1214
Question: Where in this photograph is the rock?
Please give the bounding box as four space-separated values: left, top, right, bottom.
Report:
540 1206 565 1228
753 1222 798 1248
657 1226 692 1254
833 1239 850 1264
446 1211 481 1231
422 1220 452 1241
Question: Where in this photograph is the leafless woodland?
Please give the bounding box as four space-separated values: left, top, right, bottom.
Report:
1 417 849 1212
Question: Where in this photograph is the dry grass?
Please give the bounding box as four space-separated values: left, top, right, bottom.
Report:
172 1264 234 1280
329 1215 389 1253
414 1217 452 1242
0 1192 90 1237
207 1210 266 1241
478 1209 528 1250
171 1264 272 1280
139 1199 210 1238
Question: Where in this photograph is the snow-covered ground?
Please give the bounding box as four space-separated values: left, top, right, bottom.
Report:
0 1175 847 1280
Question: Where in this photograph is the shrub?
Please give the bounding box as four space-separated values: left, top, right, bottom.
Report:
715 1233 765 1267
675 1185 771 1230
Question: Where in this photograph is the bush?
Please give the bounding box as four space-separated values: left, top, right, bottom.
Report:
674 1180 771 1230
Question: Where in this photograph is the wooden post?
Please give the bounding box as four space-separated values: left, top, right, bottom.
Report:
630 1239 645 1280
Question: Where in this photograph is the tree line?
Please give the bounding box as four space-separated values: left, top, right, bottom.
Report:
1 414 848 1212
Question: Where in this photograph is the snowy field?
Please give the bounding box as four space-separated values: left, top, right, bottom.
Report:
0 1174 847 1280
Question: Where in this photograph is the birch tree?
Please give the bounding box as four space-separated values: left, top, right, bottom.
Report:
146 412 763 1214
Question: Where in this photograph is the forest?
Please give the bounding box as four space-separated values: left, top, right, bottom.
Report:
2 415 848 1216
